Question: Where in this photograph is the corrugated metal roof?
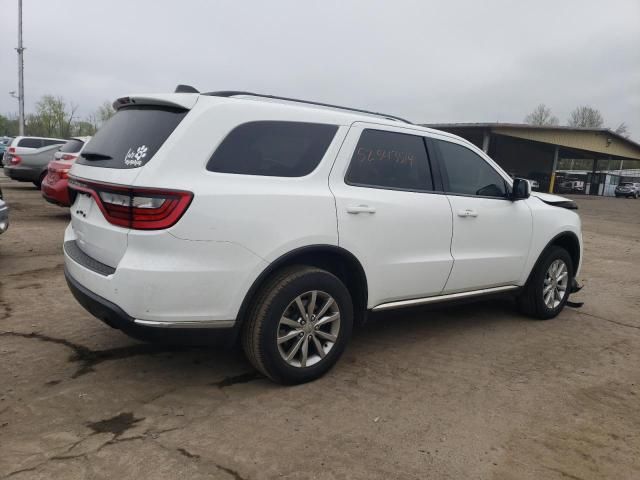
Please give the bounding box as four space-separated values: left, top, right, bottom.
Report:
423 123 640 160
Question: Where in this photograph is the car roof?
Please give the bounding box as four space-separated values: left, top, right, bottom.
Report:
116 91 473 148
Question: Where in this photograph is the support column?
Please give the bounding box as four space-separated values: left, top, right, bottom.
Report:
549 145 559 193
482 130 490 153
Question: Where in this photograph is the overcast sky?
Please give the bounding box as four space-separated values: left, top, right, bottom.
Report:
1 0 639 140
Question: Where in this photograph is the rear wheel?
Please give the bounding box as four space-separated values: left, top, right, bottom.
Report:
242 266 353 384
518 246 573 320
34 172 46 189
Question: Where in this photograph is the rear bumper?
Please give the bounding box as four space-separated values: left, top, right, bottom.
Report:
4 165 39 182
65 266 238 345
41 176 71 206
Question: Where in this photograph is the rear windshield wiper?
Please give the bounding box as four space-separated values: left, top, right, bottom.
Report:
81 151 112 160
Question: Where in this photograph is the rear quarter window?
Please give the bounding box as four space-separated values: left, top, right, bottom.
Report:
18 138 43 148
60 139 85 153
77 106 187 169
207 121 338 177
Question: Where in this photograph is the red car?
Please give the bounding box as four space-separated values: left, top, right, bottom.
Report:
41 136 91 206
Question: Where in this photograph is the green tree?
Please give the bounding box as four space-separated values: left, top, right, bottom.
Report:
25 95 78 137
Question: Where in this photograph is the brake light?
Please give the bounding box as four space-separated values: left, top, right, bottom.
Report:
68 177 193 230
61 154 77 161
8 147 15 153
9 155 22 165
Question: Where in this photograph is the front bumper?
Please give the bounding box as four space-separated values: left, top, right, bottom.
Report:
65 267 238 345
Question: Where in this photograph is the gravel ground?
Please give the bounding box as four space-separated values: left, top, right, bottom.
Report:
1 176 639 480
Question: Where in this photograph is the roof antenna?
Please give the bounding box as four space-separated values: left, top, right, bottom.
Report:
175 84 199 93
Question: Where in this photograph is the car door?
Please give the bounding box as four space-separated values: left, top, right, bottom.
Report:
329 123 454 307
429 136 533 292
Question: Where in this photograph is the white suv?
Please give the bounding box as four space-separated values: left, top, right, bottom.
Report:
64 88 583 384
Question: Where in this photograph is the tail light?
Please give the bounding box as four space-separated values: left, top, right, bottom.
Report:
61 154 77 161
8 147 15 153
9 155 22 165
68 177 193 230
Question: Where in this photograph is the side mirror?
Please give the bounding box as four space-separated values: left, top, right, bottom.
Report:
510 178 531 200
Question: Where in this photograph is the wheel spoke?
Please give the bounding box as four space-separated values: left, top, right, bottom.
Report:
315 330 337 343
278 330 301 344
543 283 554 295
557 263 566 277
280 316 300 329
557 272 568 282
316 312 340 327
300 336 309 367
295 296 308 322
315 297 334 320
286 336 304 361
312 335 326 359
307 291 317 319
544 290 554 307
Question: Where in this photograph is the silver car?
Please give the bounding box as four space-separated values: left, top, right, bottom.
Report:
0 186 8 234
2 136 66 187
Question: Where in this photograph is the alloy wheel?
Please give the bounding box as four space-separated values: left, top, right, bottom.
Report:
543 259 569 309
276 290 341 368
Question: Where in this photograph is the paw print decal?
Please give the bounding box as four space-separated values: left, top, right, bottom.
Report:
134 145 148 161
124 145 149 167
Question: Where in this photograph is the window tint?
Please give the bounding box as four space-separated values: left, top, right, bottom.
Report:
207 121 338 177
60 139 85 153
77 106 188 169
346 129 432 191
43 139 65 146
18 138 43 148
434 139 507 197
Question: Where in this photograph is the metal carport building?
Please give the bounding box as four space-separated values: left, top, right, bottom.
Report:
424 123 640 195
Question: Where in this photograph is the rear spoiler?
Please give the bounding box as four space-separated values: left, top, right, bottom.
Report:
113 93 199 111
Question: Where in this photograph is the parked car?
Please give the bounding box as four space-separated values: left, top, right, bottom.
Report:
0 137 13 158
64 88 583 384
41 137 91 206
0 185 8 234
2 136 66 187
614 182 640 198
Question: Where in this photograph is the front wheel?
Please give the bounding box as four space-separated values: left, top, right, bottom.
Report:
518 246 573 320
242 266 353 384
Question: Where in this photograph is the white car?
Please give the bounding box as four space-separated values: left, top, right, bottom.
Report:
64 87 583 384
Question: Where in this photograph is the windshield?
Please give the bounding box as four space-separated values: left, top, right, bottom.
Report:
619 183 633 187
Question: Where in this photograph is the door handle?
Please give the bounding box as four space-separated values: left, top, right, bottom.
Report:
346 205 376 214
457 208 478 217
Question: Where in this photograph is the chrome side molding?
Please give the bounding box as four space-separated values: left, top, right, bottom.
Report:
133 319 236 329
372 285 520 312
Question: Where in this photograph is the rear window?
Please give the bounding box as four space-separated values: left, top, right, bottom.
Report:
77 106 188 169
43 139 65 146
207 121 338 177
18 138 43 148
60 139 85 153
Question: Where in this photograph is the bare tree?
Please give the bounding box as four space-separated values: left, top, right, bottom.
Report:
96 101 115 127
567 106 604 128
524 104 559 126
614 122 629 138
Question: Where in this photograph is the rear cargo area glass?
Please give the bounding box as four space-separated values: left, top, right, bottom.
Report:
77 106 187 169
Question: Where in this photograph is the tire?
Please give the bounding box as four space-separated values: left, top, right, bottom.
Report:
518 246 573 320
242 265 353 384
34 172 46 189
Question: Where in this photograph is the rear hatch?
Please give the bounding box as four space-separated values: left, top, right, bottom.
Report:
68 94 197 268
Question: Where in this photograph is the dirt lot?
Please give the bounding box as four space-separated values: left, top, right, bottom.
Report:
1 175 639 480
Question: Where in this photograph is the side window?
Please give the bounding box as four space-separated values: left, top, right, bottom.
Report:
18 138 43 148
207 121 338 177
346 129 433 191
434 139 507 198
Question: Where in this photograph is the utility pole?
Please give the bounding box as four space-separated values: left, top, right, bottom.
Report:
16 0 25 135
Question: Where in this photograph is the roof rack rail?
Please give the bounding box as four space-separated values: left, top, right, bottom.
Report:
202 91 413 124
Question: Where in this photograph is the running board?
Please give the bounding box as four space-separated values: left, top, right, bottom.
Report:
372 285 520 312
